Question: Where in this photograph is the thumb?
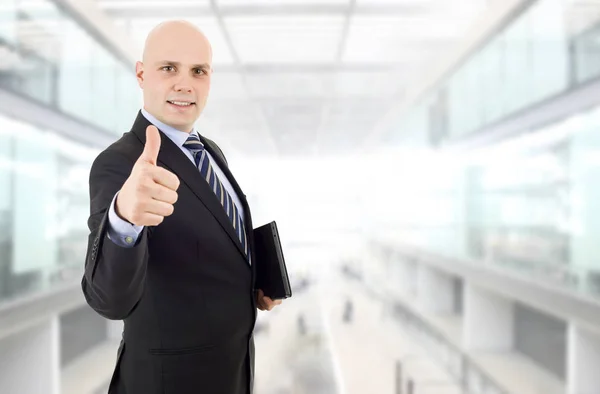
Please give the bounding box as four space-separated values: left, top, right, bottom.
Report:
140 125 161 165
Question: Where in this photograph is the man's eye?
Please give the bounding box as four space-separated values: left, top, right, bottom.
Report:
194 68 206 75
162 66 174 72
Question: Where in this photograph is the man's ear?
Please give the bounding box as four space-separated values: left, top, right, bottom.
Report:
135 61 144 88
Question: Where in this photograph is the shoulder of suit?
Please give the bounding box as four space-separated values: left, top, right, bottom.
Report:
203 137 228 166
94 131 140 166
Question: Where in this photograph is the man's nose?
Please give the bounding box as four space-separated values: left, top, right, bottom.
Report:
174 83 193 94
173 74 193 93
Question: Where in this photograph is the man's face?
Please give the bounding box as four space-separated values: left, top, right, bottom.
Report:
136 24 212 133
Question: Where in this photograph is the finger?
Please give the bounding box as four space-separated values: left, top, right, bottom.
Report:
150 184 178 205
262 297 274 311
143 199 174 217
257 289 265 299
256 298 267 311
140 126 161 165
150 166 180 191
257 295 269 310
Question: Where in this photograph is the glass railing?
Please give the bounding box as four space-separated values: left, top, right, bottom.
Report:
350 269 512 394
375 232 600 302
391 300 511 394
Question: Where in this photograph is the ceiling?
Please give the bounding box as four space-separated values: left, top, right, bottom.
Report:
95 0 489 157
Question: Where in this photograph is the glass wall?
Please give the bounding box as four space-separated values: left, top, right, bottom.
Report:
375 0 600 299
401 0 600 145
466 137 571 277
0 0 141 136
386 104 600 298
444 0 571 138
0 113 96 302
0 0 139 305
573 21 600 84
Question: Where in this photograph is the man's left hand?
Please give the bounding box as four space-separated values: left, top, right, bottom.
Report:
256 289 282 311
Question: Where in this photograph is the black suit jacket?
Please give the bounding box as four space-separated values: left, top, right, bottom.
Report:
82 111 257 394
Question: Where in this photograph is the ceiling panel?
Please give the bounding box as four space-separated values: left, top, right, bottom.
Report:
355 0 433 4
95 0 489 157
98 0 211 9
353 0 486 17
217 0 349 5
342 15 463 63
225 15 345 63
216 0 350 7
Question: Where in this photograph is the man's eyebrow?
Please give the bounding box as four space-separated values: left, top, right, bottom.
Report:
156 61 210 69
193 63 211 69
156 60 179 66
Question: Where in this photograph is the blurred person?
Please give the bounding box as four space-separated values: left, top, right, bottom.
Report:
81 20 282 394
342 297 353 323
297 313 307 336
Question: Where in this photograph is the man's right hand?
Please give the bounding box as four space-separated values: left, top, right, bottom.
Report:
115 125 180 226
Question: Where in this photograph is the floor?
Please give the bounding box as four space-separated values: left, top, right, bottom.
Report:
62 271 563 394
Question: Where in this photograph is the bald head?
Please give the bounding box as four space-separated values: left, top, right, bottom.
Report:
142 20 212 63
136 20 213 133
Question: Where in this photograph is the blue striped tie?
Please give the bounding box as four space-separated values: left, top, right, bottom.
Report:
183 134 249 260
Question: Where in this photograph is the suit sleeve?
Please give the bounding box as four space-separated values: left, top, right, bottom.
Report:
81 149 149 320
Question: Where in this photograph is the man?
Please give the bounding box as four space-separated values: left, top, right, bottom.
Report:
82 20 281 394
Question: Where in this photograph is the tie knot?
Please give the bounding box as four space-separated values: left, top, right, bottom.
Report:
183 133 204 153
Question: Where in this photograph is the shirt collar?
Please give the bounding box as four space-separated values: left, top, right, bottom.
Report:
140 108 201 148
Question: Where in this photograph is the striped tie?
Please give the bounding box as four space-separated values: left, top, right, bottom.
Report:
183 133 249 259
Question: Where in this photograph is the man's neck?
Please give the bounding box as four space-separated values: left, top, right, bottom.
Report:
142 107 193 133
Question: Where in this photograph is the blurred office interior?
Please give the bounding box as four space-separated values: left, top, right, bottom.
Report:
1 0 600 393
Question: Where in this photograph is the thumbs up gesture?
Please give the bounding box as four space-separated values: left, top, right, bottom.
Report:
115 125 180 226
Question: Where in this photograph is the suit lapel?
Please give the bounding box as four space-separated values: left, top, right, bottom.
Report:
200 135 255 263
199 136 249 214
200 136 257 280
130 112 248 263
